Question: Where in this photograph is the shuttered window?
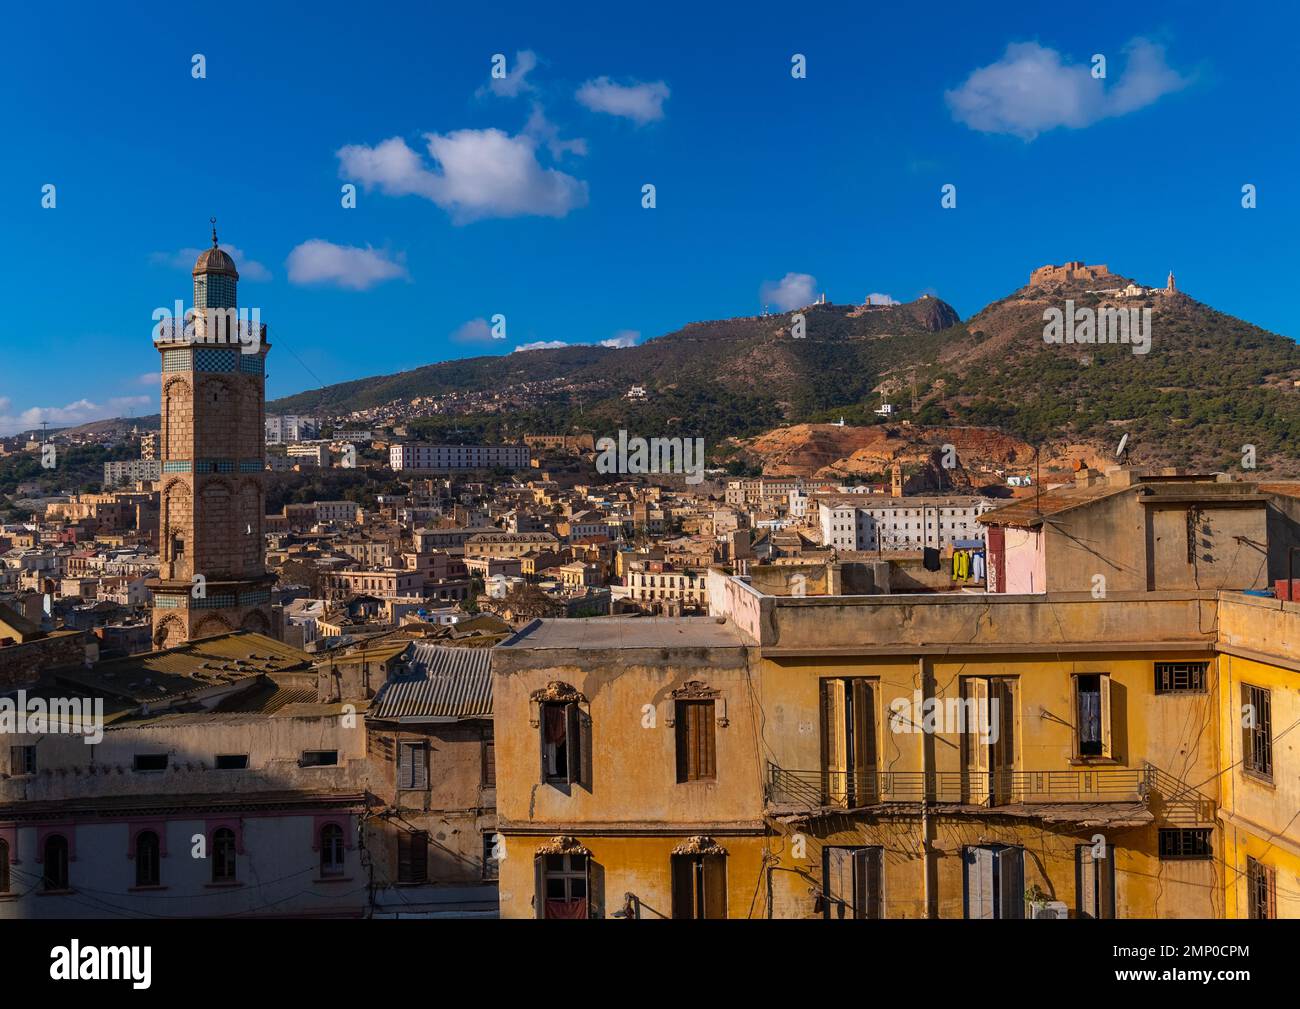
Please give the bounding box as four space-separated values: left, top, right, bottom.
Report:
1076 844 1116 919
1243 684 1272 780
536 853 589 919
482 735 496 788
820 678 877 806
540 702 581 785
1072 673 1112 759
1247 857 1276 919
675 700 717 782
964 845 1024 919
397 741 429 790
823 846 884 919
397 830 428 884
671 853 728 919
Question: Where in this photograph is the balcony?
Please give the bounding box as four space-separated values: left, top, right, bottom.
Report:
766 763 1153 811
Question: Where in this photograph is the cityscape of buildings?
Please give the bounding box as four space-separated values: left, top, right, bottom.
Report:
0 235 1296 925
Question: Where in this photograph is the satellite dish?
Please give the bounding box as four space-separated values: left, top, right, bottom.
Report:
1116 434 1129 461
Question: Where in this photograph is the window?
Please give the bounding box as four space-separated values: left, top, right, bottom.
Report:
133 754 168 772
135 831 161 887
540 701 580 785
397 830 428 884
212 828 237 883
9 745 35 776
214 754 248 770
675 700 716 782
300 750 338 767
1155 661 1207 694
1072 673 1112 759
962 677 1016 804
1247 857 1276 919
536 852 589 919
481 734 496 788
0 838 9 893
823 846 884 919
482 833 500 880
1076 844 1115 918
821 678 877 805
43 835 70 891
1158 828 1212 861
671 853 727 919
963 845 1024 919
1242 684 1272 780
320 824 345 878
397 741 428 790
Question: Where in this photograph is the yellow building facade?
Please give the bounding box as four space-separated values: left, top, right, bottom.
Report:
492 583 1299 918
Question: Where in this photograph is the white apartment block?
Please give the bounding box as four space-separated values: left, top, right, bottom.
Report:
389 443 530 472
265 415 319 444
624 568 709 609
315 500 360 526
818 496 992 552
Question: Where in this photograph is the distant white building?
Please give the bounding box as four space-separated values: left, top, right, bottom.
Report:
875 403 896 416
265 415 319 444
625 385 648 401
819 497 992 552
389 443 530 472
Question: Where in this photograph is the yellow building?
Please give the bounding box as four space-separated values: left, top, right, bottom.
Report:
491 577 1300 918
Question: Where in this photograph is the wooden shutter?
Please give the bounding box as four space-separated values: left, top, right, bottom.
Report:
966 678 990 804
1099 847 1116 919
850 681 875 802
1071 673 1081 758
534 856 546 919
964 847 993 919
410 831 428 884
675 701 690 782
856 847 884 919
1077 845 1096 918
702 854 727 919
412 743 428 790
670 856 693 919
824 847 853 919
482 738 496 788
822 679 848 805
565 702 581 785
1099 674 1113 759
996 847 1024 919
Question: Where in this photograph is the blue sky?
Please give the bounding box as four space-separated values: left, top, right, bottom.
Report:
1 0 1297 433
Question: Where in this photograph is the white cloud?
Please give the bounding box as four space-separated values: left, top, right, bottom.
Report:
513 340 569 353
337 128 588 223
286 240 408 290
946 38 1188 140
137 372 160 385
600 329 639 348
760 272 817 312
865 293 899 306
150 244 272 281
575 77 670 124
524 104 588 159
451 317 494 343
0 396 152 436
481 49 539 99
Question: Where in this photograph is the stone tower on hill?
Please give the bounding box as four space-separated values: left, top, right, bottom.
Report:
148 222 273 648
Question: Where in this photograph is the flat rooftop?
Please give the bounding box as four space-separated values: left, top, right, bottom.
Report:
500 616 746 651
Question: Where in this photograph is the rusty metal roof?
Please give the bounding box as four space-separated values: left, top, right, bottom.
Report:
978 483 1130 528
368 642 493 720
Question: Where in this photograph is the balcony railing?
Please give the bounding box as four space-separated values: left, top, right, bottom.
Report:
766 763 1153 809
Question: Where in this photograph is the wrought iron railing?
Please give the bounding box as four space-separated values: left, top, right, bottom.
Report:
766 763 1154 809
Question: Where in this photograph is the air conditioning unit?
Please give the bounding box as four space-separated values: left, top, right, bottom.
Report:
1030 900 1069 919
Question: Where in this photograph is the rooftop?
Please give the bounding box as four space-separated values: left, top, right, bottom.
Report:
500 615 746 651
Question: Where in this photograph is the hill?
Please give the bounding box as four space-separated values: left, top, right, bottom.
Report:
199 266 1300 477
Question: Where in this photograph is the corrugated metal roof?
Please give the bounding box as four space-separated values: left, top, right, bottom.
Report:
368 643 493 720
